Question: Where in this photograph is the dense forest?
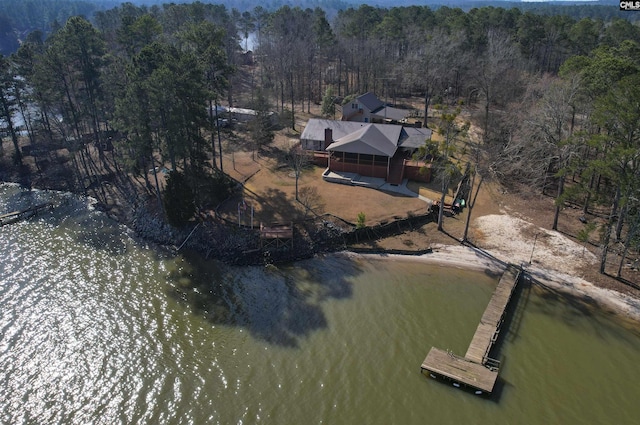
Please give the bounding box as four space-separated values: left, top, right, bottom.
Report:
2 1 639 55
1 1 640 274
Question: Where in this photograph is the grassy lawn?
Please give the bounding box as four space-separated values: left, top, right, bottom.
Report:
218 138 429 227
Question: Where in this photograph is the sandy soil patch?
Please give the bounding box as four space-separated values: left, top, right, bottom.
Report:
356 179 640 323
463 214 640 321
473 214 597 275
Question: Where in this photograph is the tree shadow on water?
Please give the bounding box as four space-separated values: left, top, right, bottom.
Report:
165 251 360 348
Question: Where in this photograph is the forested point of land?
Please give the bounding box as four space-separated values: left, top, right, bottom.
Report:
1 0 639 277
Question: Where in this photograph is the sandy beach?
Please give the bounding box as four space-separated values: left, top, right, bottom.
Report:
345 213 640 324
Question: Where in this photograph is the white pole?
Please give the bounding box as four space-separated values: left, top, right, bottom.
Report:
177 223 201 251
529 233 538 265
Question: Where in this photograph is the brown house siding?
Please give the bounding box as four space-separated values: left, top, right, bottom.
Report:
329 161 388 179
403 162 431 183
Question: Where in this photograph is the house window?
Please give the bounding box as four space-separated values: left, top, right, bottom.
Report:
364 118 369 123
352 103 357 109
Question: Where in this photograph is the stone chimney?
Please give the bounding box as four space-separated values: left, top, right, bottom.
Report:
324 128 333 150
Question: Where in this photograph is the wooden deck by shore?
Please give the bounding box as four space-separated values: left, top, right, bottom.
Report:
421 265 521 395
0 203 53 227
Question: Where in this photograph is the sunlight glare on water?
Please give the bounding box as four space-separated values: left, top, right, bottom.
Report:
1 184 640 424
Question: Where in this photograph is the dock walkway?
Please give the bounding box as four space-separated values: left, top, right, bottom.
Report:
421 265 521 395
0 203 53 227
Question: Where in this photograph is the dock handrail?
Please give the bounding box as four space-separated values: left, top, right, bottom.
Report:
484 356 501 371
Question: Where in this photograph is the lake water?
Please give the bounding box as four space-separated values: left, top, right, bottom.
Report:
1 183 639 424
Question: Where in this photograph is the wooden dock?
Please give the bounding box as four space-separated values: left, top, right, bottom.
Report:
421 265 521 395
0 203 53 227
421 348 498 394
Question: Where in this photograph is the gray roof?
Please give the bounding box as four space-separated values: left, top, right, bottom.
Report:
301 119 370 141
302 118 427 157
399 127 433 149
357 92 385 112
326 124 401 157
371 106 411 122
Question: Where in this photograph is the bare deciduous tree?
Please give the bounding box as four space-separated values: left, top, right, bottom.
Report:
298 186 325 218
287 143 311 202
489 74 580 214
525 75 581 230
474 29 523 142
400 27 465 128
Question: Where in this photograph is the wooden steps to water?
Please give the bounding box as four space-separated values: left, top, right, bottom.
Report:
421 265 521 395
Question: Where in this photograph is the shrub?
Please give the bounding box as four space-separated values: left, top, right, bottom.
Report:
356 212 366 229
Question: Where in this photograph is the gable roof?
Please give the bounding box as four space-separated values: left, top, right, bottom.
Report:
301 118 427 157
371 106 411 122
399 127 433 149
356 92 385 112
301 119 369 142
326 124 401 157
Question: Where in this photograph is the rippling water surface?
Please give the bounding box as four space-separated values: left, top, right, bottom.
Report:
1 184 640 424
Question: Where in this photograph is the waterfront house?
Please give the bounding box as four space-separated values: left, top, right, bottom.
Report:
300 118 433 185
